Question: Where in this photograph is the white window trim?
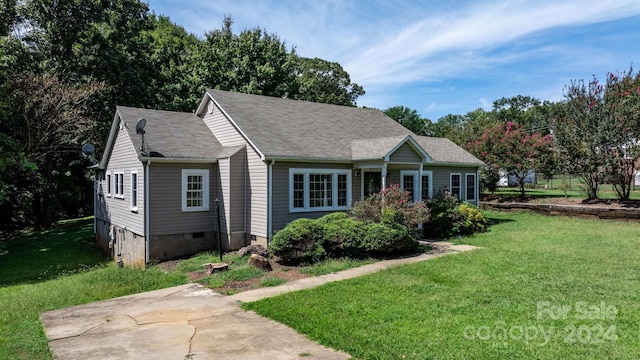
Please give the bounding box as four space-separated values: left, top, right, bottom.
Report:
130 170 138 212
181 169 209 212
421 170 433 200
289 168 351 213
113 171 125 199
450 173 462 199
465 173 477 202
106 171 112 197
400 170 433 201
400 170 418 202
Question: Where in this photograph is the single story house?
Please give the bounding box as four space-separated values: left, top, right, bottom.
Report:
93 90 483 267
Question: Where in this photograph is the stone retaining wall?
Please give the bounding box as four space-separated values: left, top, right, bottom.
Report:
480 202 640 222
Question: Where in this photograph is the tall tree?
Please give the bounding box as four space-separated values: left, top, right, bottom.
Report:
142 15 200 111
2 74 104 228
294 57 364 106
555 70 640 200
383 106 432 136
467 122 554 197
493 95 550 134
187 16 298 106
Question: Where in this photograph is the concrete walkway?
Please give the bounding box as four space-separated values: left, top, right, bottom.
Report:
41 242 477 360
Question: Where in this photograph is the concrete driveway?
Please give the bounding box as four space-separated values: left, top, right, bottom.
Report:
41 242 477 359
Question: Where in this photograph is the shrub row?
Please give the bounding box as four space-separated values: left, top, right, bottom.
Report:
270 212 419 264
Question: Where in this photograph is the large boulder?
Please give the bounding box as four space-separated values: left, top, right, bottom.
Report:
248 254 272 271
237 244 268 258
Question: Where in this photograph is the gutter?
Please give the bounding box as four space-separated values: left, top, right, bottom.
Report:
138 156 217 164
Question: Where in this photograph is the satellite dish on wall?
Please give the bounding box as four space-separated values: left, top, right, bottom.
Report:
82 143 95 156
136 118 146 134
82 143 98 165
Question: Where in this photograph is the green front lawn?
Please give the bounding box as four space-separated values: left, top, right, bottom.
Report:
245 211 640 359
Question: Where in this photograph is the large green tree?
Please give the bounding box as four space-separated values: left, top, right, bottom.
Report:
295 57 364 106
383 106 432 136
187 16 298 106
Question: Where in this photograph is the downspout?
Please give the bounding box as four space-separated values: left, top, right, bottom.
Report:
267 159 275 243
244 150 247 241
145 160 150 264
93 175 97 237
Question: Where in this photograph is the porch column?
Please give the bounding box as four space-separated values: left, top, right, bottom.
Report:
381 162 388 192
417 163 423 202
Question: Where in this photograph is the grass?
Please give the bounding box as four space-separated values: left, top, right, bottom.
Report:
244 211 640 359
300 257 376 277
0 218 188 359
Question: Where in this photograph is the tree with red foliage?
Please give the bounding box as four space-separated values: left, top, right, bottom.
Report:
467 122 554 197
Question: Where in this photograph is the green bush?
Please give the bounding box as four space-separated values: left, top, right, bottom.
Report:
362 223 417 255
425 191 488 238
272 211 421 264
319 215 368 257
270 218 327 264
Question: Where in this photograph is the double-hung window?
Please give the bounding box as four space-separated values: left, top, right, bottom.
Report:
113 171 124 198
450 173 461 199
421 174 430 200
465 173 477 201
130 171 138 212
289 169 351 212
400 170 432 202
106 172 112 197
182 169 209 212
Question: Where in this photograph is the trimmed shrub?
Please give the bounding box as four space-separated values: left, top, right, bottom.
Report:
453 202 489 235
425 191 488 238
362 223 417 255
272 211 421 264
270 218 326 264
320 215 368 257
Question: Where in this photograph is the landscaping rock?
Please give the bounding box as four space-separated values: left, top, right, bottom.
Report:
237 244 269 258
203 262 229 275
248 254 272 271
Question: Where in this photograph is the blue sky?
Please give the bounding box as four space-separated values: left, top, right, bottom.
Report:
146 0 640 121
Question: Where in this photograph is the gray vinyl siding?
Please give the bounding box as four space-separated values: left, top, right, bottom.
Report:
103 127 144 235
247 149 267 237
389 143 422 163
230 150 246 232
148 163 216 235
429 166 479 204
272 162 353 232
202 101 245 146
202 101 268 238
217 158 230 234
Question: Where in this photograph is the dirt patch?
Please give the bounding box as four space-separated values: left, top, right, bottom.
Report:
156 259 181 272
156 246 455 295
215 263 310 295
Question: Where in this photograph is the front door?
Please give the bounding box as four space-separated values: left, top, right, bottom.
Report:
364 171 382 198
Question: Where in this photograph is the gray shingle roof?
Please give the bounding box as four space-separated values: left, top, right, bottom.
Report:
116 106 223 160
207 90 482 166
415 136 484 165
351 135 412 160
207 89 413 160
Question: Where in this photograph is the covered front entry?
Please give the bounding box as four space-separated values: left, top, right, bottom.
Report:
363 171 382 198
